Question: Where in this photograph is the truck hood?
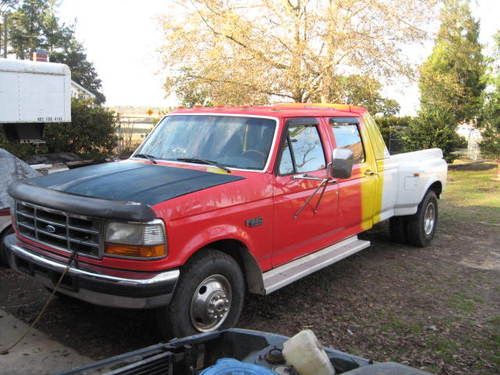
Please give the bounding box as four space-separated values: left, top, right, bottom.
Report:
21 161 245 206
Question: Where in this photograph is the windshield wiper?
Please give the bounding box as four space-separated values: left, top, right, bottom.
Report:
176 157 231 173
134 153 158 164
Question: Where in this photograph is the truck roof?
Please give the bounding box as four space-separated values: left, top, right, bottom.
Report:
171 103 368 119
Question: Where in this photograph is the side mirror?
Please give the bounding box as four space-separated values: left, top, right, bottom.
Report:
329 148 354 179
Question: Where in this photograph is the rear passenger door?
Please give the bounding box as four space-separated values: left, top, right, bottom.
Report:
272 117 339 267
329 117 377 234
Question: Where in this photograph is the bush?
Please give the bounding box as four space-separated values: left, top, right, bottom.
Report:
401 111 465 163
0 130 43 160
44 98 118 159
1 98 118 161
478 75 499 159
375 116 411 153
479 123 500 159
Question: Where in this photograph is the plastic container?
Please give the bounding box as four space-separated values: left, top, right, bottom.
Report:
282 329 335 375
200 358 276 375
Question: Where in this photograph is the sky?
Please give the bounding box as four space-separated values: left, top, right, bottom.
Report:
58 0 499 115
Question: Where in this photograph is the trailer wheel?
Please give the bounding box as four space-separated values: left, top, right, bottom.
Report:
0 226 13 267
389 216 408 244
156 249 245 338
406 190 438 247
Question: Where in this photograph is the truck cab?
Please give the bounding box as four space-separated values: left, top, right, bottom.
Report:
3 104 447 337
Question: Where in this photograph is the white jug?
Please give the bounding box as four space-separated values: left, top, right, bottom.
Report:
282 329 335 375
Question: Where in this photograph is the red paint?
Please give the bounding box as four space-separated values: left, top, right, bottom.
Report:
16 105 373 274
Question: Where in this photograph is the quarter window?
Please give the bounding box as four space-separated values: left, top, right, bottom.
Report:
330 121 365 164
278 124 326 174
279 139 295 175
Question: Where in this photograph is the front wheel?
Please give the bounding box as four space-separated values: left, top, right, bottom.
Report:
156 249 245 338
406 190 438 247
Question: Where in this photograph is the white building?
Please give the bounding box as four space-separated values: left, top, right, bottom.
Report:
456 123 483 160
71 80 96 101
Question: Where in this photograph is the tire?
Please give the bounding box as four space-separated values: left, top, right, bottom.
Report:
156 249 245 338
407 190 438 247
0 226 13 267
389 216 408 244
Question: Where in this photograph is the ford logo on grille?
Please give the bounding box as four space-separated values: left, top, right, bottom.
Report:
45 224 56 233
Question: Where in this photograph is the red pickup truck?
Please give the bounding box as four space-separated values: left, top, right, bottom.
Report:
3 104 447 337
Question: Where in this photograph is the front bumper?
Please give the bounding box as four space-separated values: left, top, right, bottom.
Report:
3 234 179 309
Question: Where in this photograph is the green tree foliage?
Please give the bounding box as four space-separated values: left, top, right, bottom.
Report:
375 116 411 152
478 32 499 159
0 130 41 160
0 99 118 159
7 0 105 103
402 111 465 162
50 42 106 104
419 0 486 124
405 0 486 161
43 98 118 159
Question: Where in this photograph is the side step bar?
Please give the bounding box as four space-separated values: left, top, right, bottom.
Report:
263 236 371 294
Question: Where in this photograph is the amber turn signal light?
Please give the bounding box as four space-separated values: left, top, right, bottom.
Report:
105 243 166 258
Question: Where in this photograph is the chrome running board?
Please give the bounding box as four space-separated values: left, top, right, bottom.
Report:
263 236 371 294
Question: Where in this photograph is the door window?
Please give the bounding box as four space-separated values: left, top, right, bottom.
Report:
278 123 326 174
329 121 365 164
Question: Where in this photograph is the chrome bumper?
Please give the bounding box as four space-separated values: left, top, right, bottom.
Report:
3 234 179 309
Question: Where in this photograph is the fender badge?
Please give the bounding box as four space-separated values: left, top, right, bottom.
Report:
245 217 263 228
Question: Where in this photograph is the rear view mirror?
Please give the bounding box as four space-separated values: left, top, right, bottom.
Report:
329 148 354 179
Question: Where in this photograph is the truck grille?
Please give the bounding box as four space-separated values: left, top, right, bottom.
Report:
15 201 103 257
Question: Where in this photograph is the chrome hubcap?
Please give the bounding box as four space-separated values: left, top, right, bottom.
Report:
190 274 232 332
424 202 435 236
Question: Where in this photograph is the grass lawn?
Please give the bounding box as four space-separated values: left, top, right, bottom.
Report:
443 161 500 224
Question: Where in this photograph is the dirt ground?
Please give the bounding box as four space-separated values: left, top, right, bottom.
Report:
0 163 498 374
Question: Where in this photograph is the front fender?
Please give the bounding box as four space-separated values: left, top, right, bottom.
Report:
167 221 267 294
175 223 256 265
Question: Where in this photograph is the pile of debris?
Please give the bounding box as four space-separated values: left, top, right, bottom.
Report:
26 152 105 175
0 149 40 210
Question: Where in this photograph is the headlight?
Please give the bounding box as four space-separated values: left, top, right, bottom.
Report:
104 220 166 259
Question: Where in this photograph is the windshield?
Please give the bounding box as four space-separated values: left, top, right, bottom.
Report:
135 115 277 170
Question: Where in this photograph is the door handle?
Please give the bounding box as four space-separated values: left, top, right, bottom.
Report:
365 169 377 176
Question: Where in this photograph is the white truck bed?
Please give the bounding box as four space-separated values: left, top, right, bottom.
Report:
378 148 448 220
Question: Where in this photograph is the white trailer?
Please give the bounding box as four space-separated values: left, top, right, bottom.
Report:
1 59 71 261
0 59 71 124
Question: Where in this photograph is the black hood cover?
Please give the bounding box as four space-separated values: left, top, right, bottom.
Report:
25 161 244 206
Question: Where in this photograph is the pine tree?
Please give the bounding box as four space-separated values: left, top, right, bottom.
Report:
7 0 105 103
419 0 486 124
404 0 487 161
